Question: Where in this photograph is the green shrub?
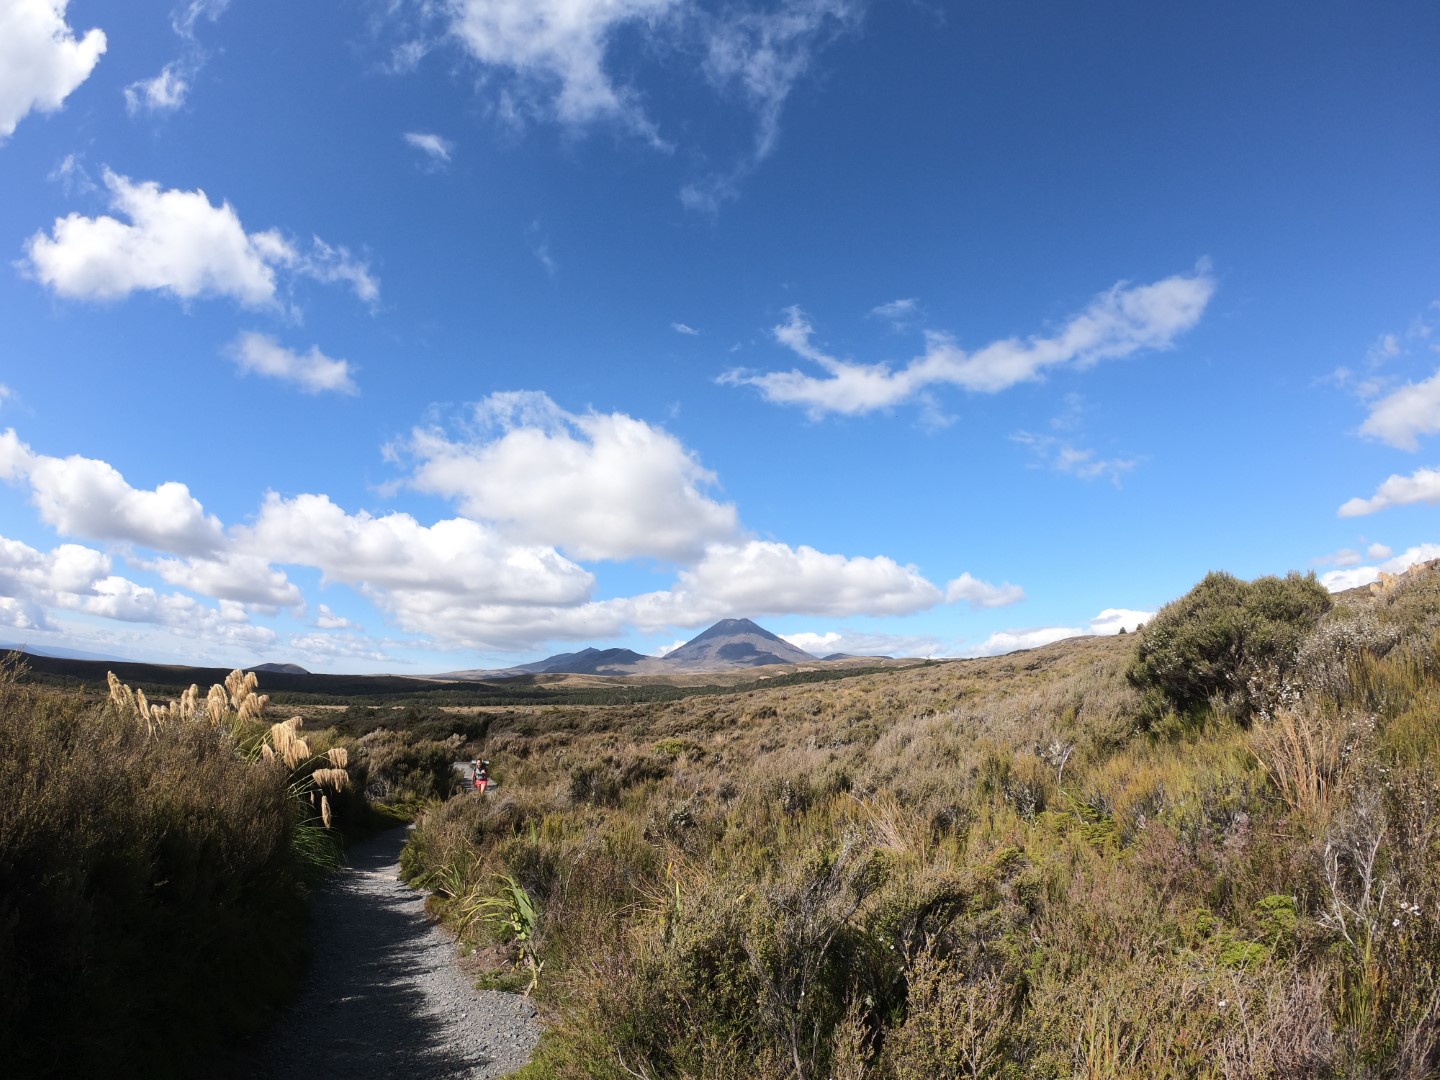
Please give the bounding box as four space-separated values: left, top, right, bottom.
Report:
1128 570 1331 722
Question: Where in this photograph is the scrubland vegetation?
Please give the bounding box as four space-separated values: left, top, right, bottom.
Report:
399 567 1440 1079
0 663 364 1078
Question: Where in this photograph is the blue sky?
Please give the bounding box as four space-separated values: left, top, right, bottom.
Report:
1 0 1438 673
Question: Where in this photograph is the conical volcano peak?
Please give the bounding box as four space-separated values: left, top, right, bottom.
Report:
664 618 818 670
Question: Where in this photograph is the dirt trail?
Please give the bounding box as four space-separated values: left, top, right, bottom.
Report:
228 827 540 1079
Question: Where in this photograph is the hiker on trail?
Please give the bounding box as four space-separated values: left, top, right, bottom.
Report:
473 760 490 794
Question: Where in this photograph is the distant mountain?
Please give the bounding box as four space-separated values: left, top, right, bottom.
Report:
253 662 311 675
518 647 654 676
0 641 132 663
439 618 822 679
662 618 818 671
822 652 894 661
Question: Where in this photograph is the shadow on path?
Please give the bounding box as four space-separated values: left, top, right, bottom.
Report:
220 827 537 1080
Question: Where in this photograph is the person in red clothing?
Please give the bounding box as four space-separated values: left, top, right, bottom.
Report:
473 759 490 794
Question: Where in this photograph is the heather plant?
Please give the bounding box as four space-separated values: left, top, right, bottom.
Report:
1128 570 1331 722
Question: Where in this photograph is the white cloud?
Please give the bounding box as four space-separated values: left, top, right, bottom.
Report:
1357 368 1440 451
780 628 941 658
227 332 358 395
1088 607 1152 635
236 491 594 607
721 266 1215 416
1368 542 1392 559
963 626 1083 657
1319 566 1378 592
1312 547 1363 567
869 297 918 326
1320 543 1440 593
445 0 681 134
315 604 356 630
404 391 739 561
1339 467 1440 517
1013 430 1137 484
961 607 1152 658
634 540 944 624
433 0 857 204
0 532 273 648
143 553 302 610
124 0 229 115
654 638 688 656
944 572 1025 609
700 0 858 157
0 429 226 556
24 170 378 307
124 65 188 114
286 631 389 664
403 130 453 164
0 0 106 140
671 321 700 336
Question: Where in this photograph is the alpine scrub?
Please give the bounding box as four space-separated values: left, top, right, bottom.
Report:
401 566 1440 1079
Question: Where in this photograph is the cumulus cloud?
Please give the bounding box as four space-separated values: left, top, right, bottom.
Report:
124 0 228 115
403 130 453 164
722 267 1215 416
1318 543 1440 594
0 533 273 647
1339 467 1440 517
780 628 942 658
1368 542 1392 559
628 540 944 626
0 429 225 556
403 392 739 562
24 169 378 307
0 0 106 140
1313 548 1363 568
315 604 356 630
143 553 302 610
227 332 358 395
1358 368 1440 451
237 492 594 607
944 572 1025 609
961 607 1152 658
286 631 389 664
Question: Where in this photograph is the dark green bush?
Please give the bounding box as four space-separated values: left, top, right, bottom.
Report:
1128 570 1331 721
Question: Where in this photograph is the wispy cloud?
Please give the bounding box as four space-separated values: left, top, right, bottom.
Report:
869 297 919 328
671 321 700 336
721 265 1215 417
403 130 454 166
124 0 229 115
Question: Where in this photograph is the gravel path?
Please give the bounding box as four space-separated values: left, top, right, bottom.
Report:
230 827 541 1079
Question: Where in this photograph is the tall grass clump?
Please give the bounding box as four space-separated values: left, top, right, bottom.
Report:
0 659 356 1078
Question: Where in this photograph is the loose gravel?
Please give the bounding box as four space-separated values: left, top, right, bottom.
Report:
229 827 541 1080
